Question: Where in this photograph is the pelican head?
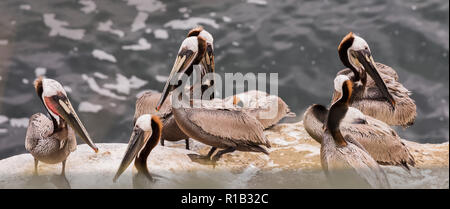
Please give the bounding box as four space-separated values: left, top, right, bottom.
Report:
34 77 98 152
333 75 352 105
156 35 208 110
338 32 395 109
113 114 162 183
187 26 214 46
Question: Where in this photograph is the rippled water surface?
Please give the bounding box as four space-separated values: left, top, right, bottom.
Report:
0 0 448 158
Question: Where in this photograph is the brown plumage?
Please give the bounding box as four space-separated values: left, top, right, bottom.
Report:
320 78 391 189
171 101 270 162
186 26 215 99
333 63 416 127
26 113 77 165
303 104 415 170
26 78 98 182
334 32 416 127
187 26 203 37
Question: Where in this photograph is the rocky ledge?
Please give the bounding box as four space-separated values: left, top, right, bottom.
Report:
0 121 448 189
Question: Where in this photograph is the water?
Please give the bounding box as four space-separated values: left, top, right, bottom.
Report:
0 0 448 159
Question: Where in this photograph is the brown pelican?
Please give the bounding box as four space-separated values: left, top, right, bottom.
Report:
333 32 416 127
25 77 98 179
113 114 162 188
156 30 213 110
320 77 390 189
230 90 296 129
134 91 190 149
187 26 215 99
171 98 271 164
304 75 415 170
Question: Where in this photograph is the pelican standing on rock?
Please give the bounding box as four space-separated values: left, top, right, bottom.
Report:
25 77 98 179
113 114 163 188
333 32 416 127
320 77 390 189
171 98 271 164
134 91 190 149
304 75 415 170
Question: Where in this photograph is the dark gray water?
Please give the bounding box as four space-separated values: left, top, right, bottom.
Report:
0 0 448 159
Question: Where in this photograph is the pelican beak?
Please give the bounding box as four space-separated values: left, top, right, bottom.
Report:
156 49 197 111
353 49 396 109
45 95 99 152
113 127 149 182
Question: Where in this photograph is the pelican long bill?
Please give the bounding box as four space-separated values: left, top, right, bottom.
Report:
46 94 99 152
353 49 396 109
156 48 197 111
113 127 149 182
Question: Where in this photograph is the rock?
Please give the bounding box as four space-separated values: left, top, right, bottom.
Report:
0 121 448 189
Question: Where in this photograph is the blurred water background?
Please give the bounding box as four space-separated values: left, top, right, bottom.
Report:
0 0 448 159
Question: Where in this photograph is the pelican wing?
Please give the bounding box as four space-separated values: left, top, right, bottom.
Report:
342 116 415 168
184 108 270 148
303 105 415 168
344 136 391 189
374 62 399 81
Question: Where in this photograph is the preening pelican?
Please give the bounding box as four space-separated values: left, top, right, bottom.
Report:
320 76 390 189
304 75 415 170
333 32 416 127
25 77 98 181
187 26 215 99
156 30 213 110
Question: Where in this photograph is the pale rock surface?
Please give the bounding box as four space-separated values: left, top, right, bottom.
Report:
0 122 448 189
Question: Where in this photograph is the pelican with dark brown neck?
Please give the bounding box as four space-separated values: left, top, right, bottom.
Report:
113 114 163 188
320 77 391 189
333 32 416 127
